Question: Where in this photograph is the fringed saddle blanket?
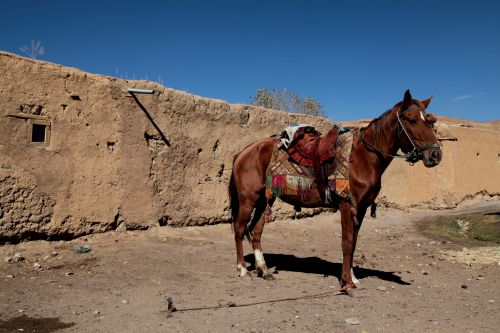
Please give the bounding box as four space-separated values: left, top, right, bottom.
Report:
266 127 354 208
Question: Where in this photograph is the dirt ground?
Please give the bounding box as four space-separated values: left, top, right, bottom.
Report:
1 201 499 333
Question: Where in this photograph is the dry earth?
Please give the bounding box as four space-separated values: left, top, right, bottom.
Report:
1 201 499 333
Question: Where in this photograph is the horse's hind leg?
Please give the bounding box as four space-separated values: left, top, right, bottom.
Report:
247 195 275 280
234 202 254 277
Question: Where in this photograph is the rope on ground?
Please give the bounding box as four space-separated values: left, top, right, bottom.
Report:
173 289 345 312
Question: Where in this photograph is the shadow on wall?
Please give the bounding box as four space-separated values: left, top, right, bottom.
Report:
130 92 170 147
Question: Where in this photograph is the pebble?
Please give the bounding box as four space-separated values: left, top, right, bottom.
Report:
461 284 468 289
121 299 129 304
4 253 24 263
65 272 74 276
33 262 41 269
376 286 387 292
345 317 361 325
217 300 235 307
422 271 429 275
93 310 100 317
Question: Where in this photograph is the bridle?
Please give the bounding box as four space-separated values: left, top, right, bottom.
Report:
359 106 440 164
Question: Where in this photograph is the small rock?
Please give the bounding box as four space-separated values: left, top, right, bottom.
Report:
461 284 468 289
5 275 15 278
345 317 361 325
4 253 24 263
74 245 92 254
116 222 127 233
42 255 51 260
121 299 129 304
33 262 41 269
217 300 235 307
376 286 387 292
65 272 74 276
166 297 177 312
93 310 100 317
422 271 429 275
488 299 495 303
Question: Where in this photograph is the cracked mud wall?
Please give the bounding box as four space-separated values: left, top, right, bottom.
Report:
1 51 499 241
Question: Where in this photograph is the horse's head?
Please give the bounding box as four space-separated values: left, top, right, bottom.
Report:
396 90 442 167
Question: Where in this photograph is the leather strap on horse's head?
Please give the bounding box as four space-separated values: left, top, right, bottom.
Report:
396 106 440 164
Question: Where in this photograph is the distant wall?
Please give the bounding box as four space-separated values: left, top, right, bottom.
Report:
1 51 499 241
380 123 500 208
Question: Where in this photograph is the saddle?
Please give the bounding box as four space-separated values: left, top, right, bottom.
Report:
268 125 355 207
284 126 339 168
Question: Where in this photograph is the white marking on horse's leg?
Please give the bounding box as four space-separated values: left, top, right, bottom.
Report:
351 268 360 285
237 263 249 278
254 249 268 275
254 249 266 268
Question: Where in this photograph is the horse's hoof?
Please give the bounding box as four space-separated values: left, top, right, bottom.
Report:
238 266 251 278
263 274 276 281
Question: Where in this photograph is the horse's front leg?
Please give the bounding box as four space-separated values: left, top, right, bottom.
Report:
339 201 357 291
350 224 362 285
349 206 367 285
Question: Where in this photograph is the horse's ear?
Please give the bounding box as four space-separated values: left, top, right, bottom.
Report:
401 89 413 110
421 96 433 109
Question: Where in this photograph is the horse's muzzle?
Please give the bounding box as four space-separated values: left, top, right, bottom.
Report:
422 147 442 167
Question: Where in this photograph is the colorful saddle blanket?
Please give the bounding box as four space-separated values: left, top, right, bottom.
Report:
266 129 354 207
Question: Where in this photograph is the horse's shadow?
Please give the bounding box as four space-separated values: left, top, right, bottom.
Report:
244 253 411 285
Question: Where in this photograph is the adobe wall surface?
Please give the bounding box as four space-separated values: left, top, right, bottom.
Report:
1 52 499 241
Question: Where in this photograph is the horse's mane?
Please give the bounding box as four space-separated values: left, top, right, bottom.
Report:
362 102 402 148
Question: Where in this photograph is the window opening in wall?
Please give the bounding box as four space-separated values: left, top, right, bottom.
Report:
32 124 47 143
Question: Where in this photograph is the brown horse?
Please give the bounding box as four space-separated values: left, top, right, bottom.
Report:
228 90 442 292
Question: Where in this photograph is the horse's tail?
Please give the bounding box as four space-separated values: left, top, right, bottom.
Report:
228 160 239 227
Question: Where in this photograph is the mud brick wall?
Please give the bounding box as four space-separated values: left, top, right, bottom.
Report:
1 51 499 241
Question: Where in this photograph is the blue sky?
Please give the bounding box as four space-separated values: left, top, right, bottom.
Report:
1 1 499 121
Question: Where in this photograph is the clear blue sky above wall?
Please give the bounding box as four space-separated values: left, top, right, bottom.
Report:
1 1 499 121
